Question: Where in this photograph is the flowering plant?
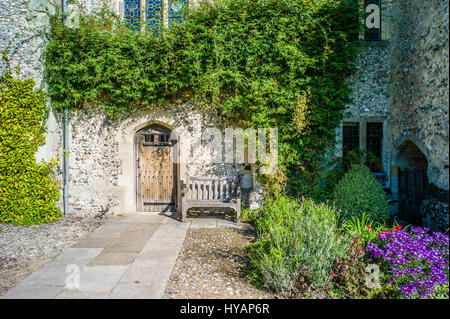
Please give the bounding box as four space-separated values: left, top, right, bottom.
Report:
366 226 449 299
342 213 386 247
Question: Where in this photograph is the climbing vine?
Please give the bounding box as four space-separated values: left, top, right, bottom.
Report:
46 0 361 198
0 61 61 225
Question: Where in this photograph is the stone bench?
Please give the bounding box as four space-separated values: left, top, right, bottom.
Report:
181 174 241 223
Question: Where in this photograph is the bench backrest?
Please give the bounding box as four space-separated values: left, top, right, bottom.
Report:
184 175 241 202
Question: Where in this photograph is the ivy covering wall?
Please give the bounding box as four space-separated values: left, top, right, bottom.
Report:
46 0 361 198
0 65 61 225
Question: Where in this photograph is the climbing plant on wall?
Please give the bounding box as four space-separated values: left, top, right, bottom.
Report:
0 61 61 225
46 0 361 198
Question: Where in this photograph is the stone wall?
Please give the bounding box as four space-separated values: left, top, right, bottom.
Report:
67 105 242 216
338 43 392 176
337 0 393 177
0 0 53 85
0 0 64 201
421 196 449 232
389 0 449 191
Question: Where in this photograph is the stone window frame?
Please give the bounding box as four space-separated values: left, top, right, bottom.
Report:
120 0 191 31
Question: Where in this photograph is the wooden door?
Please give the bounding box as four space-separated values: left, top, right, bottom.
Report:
398 167 427 225
136 126 177 212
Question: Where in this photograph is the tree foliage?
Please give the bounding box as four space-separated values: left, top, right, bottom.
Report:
0 65 61 225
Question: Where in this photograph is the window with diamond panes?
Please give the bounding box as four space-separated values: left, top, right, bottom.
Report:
124 0 141 30
168 0 187 27
146 0 163 34
343 123 360 157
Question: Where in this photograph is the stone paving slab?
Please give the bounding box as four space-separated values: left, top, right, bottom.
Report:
78 265 129 292
1 285 63 299
88 252 138 266
1 215 240 299
72 237 115 248
55 290 109 299
107 282 165 299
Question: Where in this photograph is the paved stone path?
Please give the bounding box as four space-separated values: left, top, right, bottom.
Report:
1 214 238 299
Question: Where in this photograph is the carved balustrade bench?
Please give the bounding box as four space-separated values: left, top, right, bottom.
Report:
181 174 241 223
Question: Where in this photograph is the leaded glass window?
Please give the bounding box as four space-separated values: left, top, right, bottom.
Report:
125 0 187 33
168 0 187 27
343 123 360 157
366 122 383 160
146 0 163 34
124 0 141 30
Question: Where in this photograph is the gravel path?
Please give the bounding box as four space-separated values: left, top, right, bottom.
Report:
0 216 106 296
164 225 277 299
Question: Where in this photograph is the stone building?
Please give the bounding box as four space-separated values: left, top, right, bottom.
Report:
0 0 448 229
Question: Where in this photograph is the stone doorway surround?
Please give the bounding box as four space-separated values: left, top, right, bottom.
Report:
135 123 179 212
114 109 195 216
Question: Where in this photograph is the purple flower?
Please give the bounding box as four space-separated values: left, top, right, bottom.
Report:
366 227 449 299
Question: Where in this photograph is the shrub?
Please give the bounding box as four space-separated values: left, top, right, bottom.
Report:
366 226 449 299
332 164 390 223
431 284 449 299
342 213 387 247
328 256 395 299
0 68 61 225
325 148 383 195
246 196 352 296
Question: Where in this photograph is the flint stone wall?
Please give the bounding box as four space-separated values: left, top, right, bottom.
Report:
389 0 449 191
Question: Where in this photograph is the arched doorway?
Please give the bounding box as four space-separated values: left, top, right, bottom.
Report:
395 140 428 225
135 124 178 212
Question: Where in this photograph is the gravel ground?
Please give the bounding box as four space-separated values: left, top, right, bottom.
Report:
164 225 277 299
0 216 106 296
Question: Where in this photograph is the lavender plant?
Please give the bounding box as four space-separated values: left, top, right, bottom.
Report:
366 226 449 299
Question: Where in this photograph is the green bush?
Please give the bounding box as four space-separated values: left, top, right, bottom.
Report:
0 68 61 225
332 164 390 223
246 196 351 296
431 284 449 299
342 213 386 247
324 149 383 196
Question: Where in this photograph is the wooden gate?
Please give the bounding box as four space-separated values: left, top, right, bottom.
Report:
398 167 428 225
136 125 177 212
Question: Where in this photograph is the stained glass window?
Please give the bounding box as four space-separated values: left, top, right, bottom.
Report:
146 0 163 34
168 0 187 27
124 0 141 30
125 0 187 33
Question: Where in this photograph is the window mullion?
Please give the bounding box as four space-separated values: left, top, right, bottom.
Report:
140 0 146 32
163 0 169 30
